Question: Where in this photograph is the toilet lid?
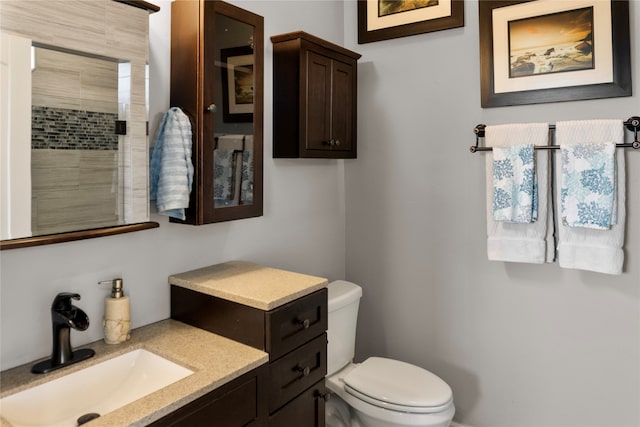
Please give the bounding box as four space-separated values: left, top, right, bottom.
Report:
343 357 453 413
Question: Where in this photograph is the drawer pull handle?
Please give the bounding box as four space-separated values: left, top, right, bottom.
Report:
296 318 310 329
295 365 311 377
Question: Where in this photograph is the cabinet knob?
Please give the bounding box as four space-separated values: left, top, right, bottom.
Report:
295 365 311 377
334 140 340 146
206 104 217 113
323 139 336 146
296 318 310 329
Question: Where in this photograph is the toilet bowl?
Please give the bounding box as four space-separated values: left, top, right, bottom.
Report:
325 280 455 427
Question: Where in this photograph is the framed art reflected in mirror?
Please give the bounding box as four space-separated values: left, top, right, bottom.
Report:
221 45 254 123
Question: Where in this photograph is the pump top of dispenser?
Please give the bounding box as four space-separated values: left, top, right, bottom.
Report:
99 278 125 298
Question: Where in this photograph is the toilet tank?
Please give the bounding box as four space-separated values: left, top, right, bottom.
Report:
327 280 363 376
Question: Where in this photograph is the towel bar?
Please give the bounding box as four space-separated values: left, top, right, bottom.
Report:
470 116 640 153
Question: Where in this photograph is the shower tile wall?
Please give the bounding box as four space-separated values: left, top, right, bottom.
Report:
30 47 122 235
31 106 118 150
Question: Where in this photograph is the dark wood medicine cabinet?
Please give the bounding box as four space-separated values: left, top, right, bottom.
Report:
271 31 361 159
170 0 264 225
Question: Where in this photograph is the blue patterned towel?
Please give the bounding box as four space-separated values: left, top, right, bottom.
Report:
560 142 616 229
492 144 537 223
214 148 235 201
149 107 194 220
214 135 246 205
240 146 254 204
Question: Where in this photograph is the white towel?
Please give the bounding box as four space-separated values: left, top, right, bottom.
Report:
149 107 194 220
555 120 625 274
486 123 554 264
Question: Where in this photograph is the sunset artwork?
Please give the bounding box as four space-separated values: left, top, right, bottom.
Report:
378 0 439 17
234 65 254 105
508 7 594 78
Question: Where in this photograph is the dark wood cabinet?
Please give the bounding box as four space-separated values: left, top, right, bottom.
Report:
170 0 263 224
148 364 268 427
171 286 328 426
268 380 327 427
271 31 361 159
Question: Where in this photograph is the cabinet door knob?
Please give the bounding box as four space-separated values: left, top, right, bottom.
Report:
334 140 340 146
295 365 311 377
314 390 331 401
206 104 217 113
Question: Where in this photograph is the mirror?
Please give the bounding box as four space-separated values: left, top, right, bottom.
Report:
0 0 159 250
169 0 263 224
213 14 255 208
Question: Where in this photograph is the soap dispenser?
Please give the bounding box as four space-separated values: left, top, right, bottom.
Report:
98 278 131 344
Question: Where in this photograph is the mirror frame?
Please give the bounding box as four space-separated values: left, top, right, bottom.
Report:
0 0 160 251
0 223 159 250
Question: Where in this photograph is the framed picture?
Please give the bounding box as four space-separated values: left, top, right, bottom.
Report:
221 46 254 123
479 0 631 108
358 0 464 44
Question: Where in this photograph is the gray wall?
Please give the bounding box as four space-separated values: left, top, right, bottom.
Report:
1 1 638 427
342 1 639 427
0 0 347 369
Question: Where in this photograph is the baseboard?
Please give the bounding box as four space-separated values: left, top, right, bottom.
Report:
450 421 473 427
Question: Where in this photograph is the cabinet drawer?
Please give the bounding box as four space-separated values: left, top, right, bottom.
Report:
266 288 327 360
268 333 327 413
268 379 326 427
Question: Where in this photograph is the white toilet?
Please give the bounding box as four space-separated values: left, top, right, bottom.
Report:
325 280 455 427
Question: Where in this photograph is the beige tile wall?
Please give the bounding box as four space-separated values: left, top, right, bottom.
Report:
31 150 122 235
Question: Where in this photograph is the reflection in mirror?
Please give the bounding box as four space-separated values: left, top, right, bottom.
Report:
30 46 128 235
213 13 255 209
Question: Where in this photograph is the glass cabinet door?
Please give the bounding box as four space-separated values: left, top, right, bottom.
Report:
170 0 263 225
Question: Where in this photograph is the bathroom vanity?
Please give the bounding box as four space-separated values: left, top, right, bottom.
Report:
0 262 327 426
169 261 329 426
0 320 268 427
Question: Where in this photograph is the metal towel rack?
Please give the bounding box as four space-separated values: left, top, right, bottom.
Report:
470 116 640 153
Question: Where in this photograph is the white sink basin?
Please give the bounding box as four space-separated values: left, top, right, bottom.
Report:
0 349 193 427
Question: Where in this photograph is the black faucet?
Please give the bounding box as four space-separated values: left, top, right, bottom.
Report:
32 293 95 374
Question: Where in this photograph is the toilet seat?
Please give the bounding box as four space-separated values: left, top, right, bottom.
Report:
343 357 453 414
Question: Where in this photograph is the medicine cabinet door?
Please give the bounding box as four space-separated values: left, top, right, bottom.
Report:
170 0 263 224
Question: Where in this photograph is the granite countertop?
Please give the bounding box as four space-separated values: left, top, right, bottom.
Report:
169 261 329 310
0 320 268 427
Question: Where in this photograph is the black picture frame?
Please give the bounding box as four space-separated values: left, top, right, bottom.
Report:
358 0 464 44
220 45 254 123
479 0 631 108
